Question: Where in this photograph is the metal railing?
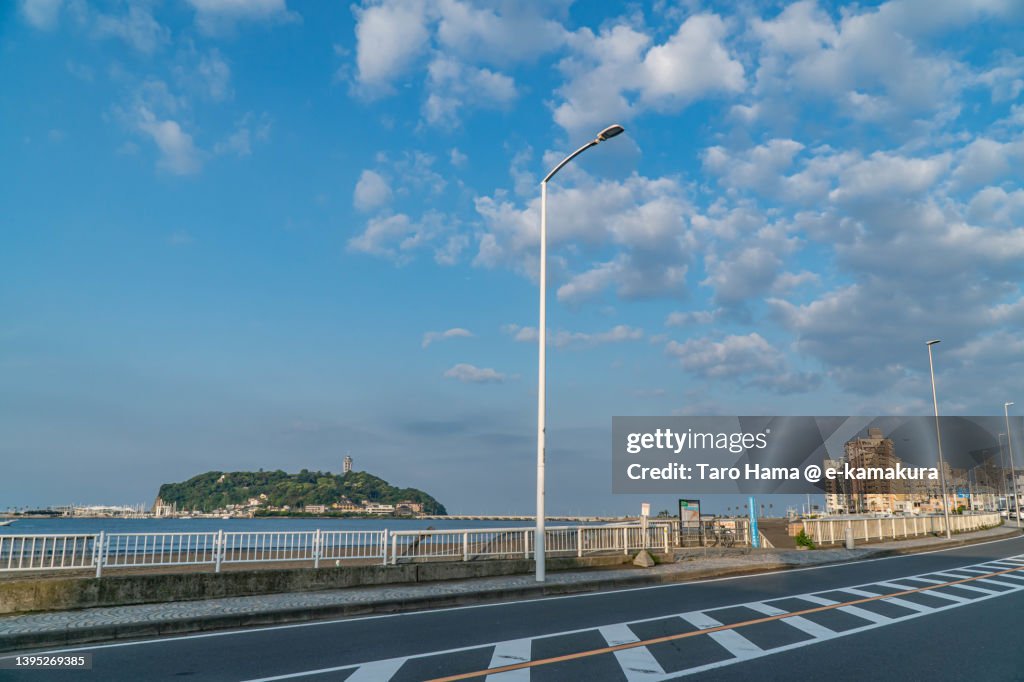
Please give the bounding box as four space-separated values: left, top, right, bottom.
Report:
801 512 1002 545
676 519 753 547
0 534 96 572
388 524 672 564
0 523 672 577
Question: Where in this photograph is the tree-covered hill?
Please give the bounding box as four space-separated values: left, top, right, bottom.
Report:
155 469 446 515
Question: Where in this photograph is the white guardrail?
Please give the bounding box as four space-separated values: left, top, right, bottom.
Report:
0 523 672 577
801 512 1003 545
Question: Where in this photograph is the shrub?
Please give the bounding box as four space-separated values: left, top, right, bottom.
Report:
795 529 816 549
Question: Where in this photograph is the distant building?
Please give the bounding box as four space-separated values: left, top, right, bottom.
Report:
305 504 327 514
823 459 846 514
395 500 424 514
343 455 353 474
844 428 902 513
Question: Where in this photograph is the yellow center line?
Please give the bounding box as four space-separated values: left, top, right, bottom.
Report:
426 562 1024 682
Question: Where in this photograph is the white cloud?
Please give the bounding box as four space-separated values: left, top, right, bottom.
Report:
666 310 720 326
749 1 836 55
353 0 431 94
502 324 644 349
666 332 781 378
434 233 468 265
702 139 805 195
951 137 1024 189
557 255 688 304
214 128 250 157
701 246 784 305
449 148 467 167
639 14 745 109
422 327 473 348
388 150 447 195
443 363 505 383
967 187 1024 227
348 213 417 259
475 171 694 302
351 0 568 101
829 151 950 204
135 108 202 175
665 332 818 394
501 324 538 343
741 0 1018 129
552 24 648 134
353 170 393 212
553 14 744 135
185 0 296 35
348 210 453 263
93 6 169 54
976 54 1024 102
423 56 517 128
213 114 270 159
434 0 569 66
20 0 62 30
197 50 232 101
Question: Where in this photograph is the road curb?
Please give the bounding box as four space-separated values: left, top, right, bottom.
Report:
2 527 1020 653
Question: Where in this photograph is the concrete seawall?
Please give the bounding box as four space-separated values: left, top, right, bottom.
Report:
0 554 649 615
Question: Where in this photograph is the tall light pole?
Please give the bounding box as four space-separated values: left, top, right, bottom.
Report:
926 340 952 539
1005 402 1020 528
999 432 1008 502
535 124 624 582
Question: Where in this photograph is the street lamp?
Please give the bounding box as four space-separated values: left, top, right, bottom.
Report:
1005 402 1020 528
998 432 1008 501
535 124 625 583
926 340 952 539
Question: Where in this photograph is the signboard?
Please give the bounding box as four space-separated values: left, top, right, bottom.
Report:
679 498 702 543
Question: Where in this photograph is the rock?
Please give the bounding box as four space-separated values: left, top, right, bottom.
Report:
633 550 656 568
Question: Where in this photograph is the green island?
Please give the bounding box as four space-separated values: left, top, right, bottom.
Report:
154 469 447 517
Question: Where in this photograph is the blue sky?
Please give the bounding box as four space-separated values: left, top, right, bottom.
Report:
2 0 1023 514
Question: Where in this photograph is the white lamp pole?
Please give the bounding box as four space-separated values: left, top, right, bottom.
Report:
926 340 952 539
536 124 624 582
1006 402 1020 528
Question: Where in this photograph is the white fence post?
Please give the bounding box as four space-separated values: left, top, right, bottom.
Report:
391 533 397 565
313 529 321 569
382 529 389 566
577 527 583 558
622 526 628 555
94 531 105 579
215 529 224 573
663 526 669 554
463 531 469 562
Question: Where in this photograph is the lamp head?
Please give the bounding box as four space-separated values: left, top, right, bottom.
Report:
1007 402 1015 408
926 339 941 346
597 124 625 142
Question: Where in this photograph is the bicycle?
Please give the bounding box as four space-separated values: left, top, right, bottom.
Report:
704 524 736 548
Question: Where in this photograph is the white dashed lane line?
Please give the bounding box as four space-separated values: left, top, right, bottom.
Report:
240 553 1024 682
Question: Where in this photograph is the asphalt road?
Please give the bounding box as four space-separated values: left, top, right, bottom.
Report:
3 536 1024 681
